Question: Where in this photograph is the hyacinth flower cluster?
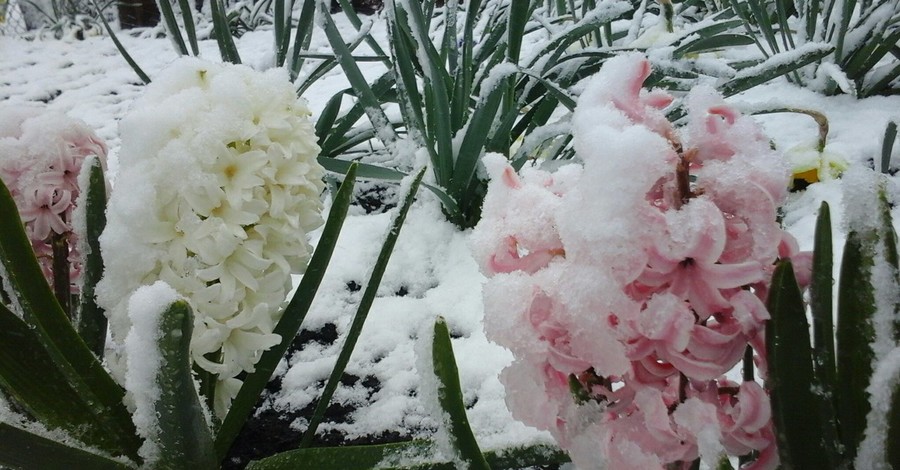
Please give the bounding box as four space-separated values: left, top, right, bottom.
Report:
0 106 108 305
472 54 811 469
96 58 325 417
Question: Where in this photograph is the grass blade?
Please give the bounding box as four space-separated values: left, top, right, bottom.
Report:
766 260 836 469
0 423 132 470
298 167 426 448
215 164 358 461
430 316 489 470
76 157 108 357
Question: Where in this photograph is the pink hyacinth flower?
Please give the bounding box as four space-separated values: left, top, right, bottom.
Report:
638 198 766 319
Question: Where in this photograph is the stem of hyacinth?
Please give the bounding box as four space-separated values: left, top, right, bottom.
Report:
50 231 70 317
742 345 754 382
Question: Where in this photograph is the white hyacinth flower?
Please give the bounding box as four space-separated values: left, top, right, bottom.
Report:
98 57 325 417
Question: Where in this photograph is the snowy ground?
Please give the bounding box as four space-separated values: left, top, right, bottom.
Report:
2 10 900 467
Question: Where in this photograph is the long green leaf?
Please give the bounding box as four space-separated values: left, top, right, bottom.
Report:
809 201 842 465
766 260 836 469
673 33 755 58
209 0 241 64
246 439 568 469
175 0 199 55
92 0 151 84
397 1 455 184
431 316 489 470
299 167 426 448
288 0 318 79
320 9 397 147
215 164 359 461
0 423 132 470
0 303 128 457
76 157 108 357
157 0 190 56
150 301 215 469
836 229 878 461
0 179 139 458
720 44 834 97
274 0 289 66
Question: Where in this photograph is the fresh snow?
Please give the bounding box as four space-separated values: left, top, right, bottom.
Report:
2 6 900 467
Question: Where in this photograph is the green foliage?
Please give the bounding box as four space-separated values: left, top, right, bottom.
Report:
430 316 490 469
768 190 900 467
0 177 141 461
727 0 900 96
298 167 425 448
75 157 108 357
149 301 216 469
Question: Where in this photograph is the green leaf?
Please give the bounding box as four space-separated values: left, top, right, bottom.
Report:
720 44 835 97
91 0 151 84
299 167 426 448
246 440 568 469
175 0 199 56
882 120 897 175
209 0 241 64
288 0 318 79
766 260 837 469
673 33 755 58
76 157 108 357
157 0 190 56
320 9 397 147
431 316 489 470
0 303 130 458
0 178 139 459
0 422 132 470
215 164 358 461
888 371 900 469
809 202 842 464
149 301 215 469
395 1 455 184
836 230 877 461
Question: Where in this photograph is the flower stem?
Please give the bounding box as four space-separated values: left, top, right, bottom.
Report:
50 232 70 318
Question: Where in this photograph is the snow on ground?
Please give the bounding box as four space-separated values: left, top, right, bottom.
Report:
2 9 900 460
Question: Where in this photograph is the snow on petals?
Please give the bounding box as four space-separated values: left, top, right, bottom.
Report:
473 53 792 468
98 58 325 417
0 105 108 294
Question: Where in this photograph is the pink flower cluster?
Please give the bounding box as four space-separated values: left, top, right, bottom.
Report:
0 106 108 292
472 54 810 469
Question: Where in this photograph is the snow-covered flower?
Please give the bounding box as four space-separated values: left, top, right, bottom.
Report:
473 54 803 469
0 105 108 293
98 58 325 417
